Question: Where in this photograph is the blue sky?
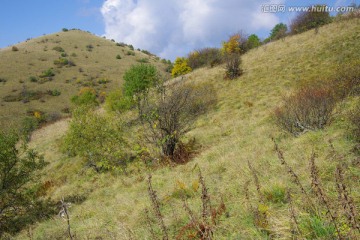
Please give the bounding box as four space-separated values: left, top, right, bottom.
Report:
0 0 356 60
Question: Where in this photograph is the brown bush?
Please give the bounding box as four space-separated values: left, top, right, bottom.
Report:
224 53 243 80
290 5 332 34
187 48 223 69
274 86 337 136
331 63 360 99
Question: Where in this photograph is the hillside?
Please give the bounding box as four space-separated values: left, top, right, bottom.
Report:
9 19 360 239
0 29 170 129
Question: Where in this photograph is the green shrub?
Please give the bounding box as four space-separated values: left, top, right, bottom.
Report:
0 78 7 83
61 107 127 171
20 116 39 142
97 78 110 84
0 131 54 237
52 46 64 52
86 44 94 51
126 51 135 56
116 54 121 59
246 34 262 50
53 57 69 67
105 89 133 113
29 76 38 82
224 53 243 79
136 58 149 63
71 87 98 107
39 68 55 78
62 28 69 32
128 44 134 50
47 89 61 96
61 52 67 57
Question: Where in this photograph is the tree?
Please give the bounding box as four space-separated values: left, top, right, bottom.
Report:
171 57 192 77
0 131 52 236
269 23 288 41
246 34 261 50
290 5 332 34
140 82 217 160
222 34 243 79
123 64 160 114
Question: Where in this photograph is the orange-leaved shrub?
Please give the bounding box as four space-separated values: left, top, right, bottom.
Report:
274 86 337 136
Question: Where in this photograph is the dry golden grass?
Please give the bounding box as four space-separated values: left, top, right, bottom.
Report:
14 19 360 239
0 29 169 129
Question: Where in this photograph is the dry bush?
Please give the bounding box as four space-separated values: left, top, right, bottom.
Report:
274 86 337 136
224 53 243 80
187 48 223 69
290 5 332 34
141 81 217 161
331 63 360 99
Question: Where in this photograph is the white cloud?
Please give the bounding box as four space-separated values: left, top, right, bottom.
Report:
101 0 280 60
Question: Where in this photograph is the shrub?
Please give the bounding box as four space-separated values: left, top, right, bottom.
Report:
54 57 69 67
171 57 192 77
71 87 98 107
62 28 69 32
290 5 332 34
39 68 55 78
61 52 67 57
20 116 39 141
274 86 337 136
97 78 110 84
136 58 149 63
52 46 64 52
126 50 135 56
128 44 134 50
29 76 38 82
86 44 93 51
116 54 121 59
187 48 222 69
61 107 127 172
47 89 61 96
224 53 243 79
105 89 133 113
0 131 54 237
222 33 244 79
0 78 7 83
11 46 19 51
246 34 262 50
140 81 217 159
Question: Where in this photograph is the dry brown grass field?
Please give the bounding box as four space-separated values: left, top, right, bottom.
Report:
5 19 360 239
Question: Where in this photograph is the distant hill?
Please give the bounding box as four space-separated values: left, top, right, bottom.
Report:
0 29 170 129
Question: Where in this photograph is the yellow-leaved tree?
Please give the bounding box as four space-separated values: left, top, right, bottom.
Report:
222 33 243 79
171 57 192 77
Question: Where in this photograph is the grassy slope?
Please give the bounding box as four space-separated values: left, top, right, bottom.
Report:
16 19 360 239
0 30 168 129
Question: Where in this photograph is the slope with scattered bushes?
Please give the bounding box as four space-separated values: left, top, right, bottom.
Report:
9 19 360 239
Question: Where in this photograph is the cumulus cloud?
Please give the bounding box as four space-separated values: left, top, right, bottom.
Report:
101 0 281 60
